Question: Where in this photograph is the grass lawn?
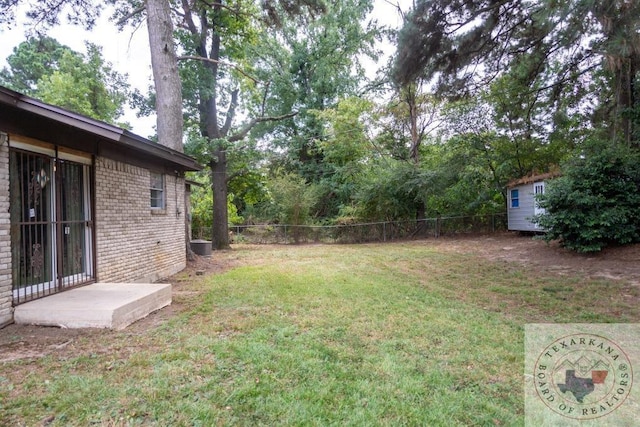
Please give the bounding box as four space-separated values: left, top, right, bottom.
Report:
1 241 637 426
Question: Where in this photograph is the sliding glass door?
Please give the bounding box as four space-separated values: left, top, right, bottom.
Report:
10 148 94 303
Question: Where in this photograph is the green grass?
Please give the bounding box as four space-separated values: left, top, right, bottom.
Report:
1 242 637 426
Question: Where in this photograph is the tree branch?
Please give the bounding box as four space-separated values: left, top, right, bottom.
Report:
221 88 239 136
382 0 407 20
260 81 271 116
226 167 250 184
228 112 298 142
180 0 199 35
116 6 146 27
177 55 260 83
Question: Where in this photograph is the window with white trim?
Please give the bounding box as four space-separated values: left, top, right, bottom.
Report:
510 189 519 208
150 172 165 209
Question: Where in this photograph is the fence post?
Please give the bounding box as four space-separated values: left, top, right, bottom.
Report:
383 222 386 242
284 225 288 244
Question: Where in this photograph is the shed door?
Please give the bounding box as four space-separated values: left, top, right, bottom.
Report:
10 148 94 304
533 181 545 226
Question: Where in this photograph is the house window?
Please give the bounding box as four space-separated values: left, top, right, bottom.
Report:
510 189 519 208
150 172 165 209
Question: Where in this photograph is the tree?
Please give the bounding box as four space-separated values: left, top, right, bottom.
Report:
189 171 244 239
4 0 330 250
0 0 100 31
176 0 377 248
377 81 442 163
353 159 437 222
146 0 183 153
0 36 67 94
393 0 640 145
253 0 377 163
251 0 378 221
265 173 320 243
425 132 508 216
312 97 375 218
175 0 307 249
535 138 640 252
1 36 130 125
376 81 444 224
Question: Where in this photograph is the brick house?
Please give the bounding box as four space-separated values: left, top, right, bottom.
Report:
0 86 201 327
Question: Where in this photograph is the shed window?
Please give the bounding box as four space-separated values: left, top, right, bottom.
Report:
150 172 165 209
510 189 519 208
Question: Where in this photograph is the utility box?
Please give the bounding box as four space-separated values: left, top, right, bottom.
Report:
190 239 212 256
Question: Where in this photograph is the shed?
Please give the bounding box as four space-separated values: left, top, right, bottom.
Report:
0 86 201 327
506 171 560 232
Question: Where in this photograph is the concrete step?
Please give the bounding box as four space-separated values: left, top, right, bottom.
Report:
14 283 172 329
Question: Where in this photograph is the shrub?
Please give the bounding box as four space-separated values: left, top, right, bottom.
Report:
534 139 640 252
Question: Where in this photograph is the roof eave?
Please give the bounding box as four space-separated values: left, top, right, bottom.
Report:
120 130 202 171
0 86 202 172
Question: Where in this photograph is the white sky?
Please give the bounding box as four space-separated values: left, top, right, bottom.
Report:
0 1 411 138
0 7 156 136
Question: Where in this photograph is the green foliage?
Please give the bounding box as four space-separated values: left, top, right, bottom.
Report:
422 136 505 216
395 0 640 146
314 97 372 166
488 65 578 173
189 171 243 238
176 0 262 123
0 36 67 94
0 0 100 30
261 173 320 227
173 0 271 248
1 37 130 125
309 97 374 217
252 0 378 184
535 139 640 252
350 132 506 224
352 160 435 221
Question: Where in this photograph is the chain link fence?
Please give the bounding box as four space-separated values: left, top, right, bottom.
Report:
193 213 507 245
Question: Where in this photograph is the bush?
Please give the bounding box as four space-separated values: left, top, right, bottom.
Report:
252 173 321 242
190 173 243 239
535 139 640 252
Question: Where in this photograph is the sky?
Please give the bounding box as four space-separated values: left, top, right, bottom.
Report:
0 1 410 138
1 6 156 136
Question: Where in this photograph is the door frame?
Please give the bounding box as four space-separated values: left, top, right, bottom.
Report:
533 181 545 229
9 138 95 304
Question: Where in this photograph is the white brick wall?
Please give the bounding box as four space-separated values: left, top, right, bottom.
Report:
94 157 186 283
0 143 12 326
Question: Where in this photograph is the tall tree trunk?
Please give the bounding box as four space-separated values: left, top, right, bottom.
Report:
146 0 193 259
203 11 231 250
146 0 183 153
177 0 296 250
405 84 426 232
617 54 639 145
211 148 230 249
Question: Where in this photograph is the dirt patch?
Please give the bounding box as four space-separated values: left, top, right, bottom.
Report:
426 233 640 286
2 235 639 363
0 253 235 364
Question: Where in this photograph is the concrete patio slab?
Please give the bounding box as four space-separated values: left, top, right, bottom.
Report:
13 283 172 329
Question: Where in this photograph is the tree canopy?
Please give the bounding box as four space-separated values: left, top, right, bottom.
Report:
3 0 640 251
0 35 130 125
394 0 640 144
